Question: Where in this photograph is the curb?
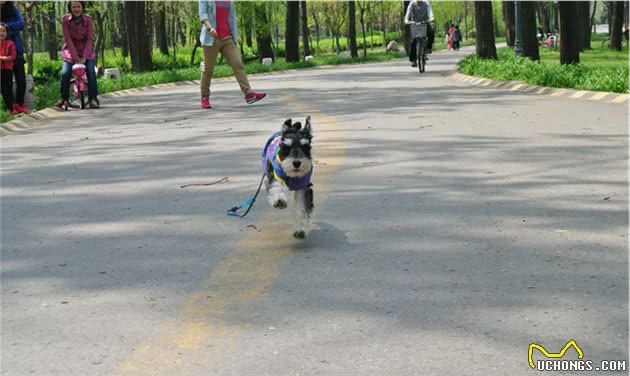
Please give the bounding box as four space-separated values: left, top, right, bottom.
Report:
449 71 629 104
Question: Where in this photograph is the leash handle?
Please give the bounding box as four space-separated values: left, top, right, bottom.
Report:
227 173 266 218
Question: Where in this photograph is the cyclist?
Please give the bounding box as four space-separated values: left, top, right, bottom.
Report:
404 0 435 68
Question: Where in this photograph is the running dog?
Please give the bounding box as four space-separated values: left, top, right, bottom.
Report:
261 117 314 239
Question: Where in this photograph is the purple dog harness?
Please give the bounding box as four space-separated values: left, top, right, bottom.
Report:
262 131 312 191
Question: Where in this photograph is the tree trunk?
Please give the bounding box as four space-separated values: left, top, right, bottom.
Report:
301 1 311 57
255 2 274 61
22 2 36 75
590 1 598 34
285 1 300 62
117 2 129 57
576 1 590 51
610 1 624 50
536 2 550 34
559 1 580 64
312 11 320 54
245 3 254 48
157 1 169 55
381 1 387 50
125 1 153 72
464 1 468 40
503 1 515 46
553 2 559 31
348 1 358 58
359 4 368 57
607 1 613 35
47 2 58 60
520 1 539 60
474 1 497 59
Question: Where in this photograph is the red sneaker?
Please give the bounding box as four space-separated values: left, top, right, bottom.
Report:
15 104 30 113
245 91 267 104
201 97 211 109
9 104 21 115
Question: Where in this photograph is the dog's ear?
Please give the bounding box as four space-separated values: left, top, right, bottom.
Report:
282 118 292 133
303 116 312 134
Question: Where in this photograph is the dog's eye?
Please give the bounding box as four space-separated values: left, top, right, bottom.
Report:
300 139 310 146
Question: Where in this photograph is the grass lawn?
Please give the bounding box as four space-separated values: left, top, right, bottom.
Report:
458 36 628 94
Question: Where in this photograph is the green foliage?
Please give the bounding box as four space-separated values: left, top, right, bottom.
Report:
458 45 629 93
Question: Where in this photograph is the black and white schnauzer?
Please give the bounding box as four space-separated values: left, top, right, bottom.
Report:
261 116 314 239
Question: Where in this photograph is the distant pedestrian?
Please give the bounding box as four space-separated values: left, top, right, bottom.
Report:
447 23 455 50
198 0 266 109
0 22 18 115
0 1 28 113
452 25 462 51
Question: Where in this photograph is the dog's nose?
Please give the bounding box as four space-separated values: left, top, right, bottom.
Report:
293 160 301 169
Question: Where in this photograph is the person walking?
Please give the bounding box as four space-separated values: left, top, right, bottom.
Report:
198 0 266 109
0 1 28 113
56 1 99 110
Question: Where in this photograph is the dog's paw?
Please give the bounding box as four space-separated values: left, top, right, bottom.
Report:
293 230 306 239
273 199 287 209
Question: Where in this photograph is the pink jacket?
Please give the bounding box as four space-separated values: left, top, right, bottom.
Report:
61 14 95 63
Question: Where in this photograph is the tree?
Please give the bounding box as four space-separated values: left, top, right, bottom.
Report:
125 1 152 72
559 1 580 64
310 2 322 54
576 1 590 51
19 1 36 75
300 1 311 57
285 1 300 62
348 1 358 58
381 1 387 49
520 1 539 60
157 0 169 55
474 1 497 59
323 2 346 54
357 1 370 57
536 2 550 35
46 2 58 60
255 1 274 61
502 1 515 46
609 1 624 51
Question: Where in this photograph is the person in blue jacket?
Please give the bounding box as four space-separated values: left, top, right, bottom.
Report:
0 1 28 113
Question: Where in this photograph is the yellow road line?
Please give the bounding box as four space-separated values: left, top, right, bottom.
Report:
116 98 346 375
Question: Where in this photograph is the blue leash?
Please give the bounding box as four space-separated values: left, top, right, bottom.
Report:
227 173 266 217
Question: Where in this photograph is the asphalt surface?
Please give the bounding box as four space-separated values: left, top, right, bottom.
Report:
1 47 628 375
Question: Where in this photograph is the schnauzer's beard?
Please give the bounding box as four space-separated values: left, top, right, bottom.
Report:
281 157 313 177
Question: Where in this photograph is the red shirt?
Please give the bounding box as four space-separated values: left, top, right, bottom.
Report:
215 1 231 38
0 39 16 70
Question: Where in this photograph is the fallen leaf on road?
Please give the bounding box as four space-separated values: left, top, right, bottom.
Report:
12 290 18 294
59 263 66 267
61 301 70 304
99 271 106 274
603 196 611 200
527 285 535 289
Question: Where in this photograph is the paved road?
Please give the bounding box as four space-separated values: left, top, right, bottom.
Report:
1 48 628 375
